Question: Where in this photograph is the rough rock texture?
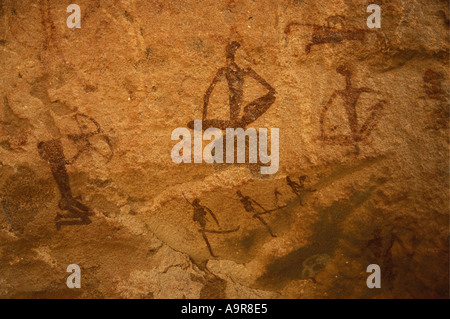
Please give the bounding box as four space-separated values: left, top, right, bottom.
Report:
0 0 448 298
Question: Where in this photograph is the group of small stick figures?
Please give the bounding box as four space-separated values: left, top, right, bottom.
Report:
183 175 316 257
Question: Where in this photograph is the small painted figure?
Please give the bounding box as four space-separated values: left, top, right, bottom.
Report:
319 65 386 153
286 175 317 205
236 191 286 237
183 194 239 257
188 41 276 130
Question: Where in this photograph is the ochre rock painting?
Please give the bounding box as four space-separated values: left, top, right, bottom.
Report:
0 0 448 299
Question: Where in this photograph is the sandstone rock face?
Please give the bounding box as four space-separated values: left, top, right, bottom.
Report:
0 0 448 299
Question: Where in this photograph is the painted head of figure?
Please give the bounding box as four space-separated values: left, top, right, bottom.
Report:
37 141 46 159
226 41 241 62
336 65 352 77
336 65 353 87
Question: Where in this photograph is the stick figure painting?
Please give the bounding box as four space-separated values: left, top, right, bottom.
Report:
188 41 276 130
318 65 386 153
183 194 240 257
38 113 113 230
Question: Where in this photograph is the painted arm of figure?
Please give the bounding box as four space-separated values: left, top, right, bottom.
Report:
69 114 102 140
249 198 269 213
65 144 90 165
182 193 194 207
319 91 338 139
240 68 276 125
204 206 220 228
245 68 276 95
65 114 103 164
358 87 375 94
203 68 225 121
289 182 301 194
326 15 345 29
358 87 386 95
359 100 386 139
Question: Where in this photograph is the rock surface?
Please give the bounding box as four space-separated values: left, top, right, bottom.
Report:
0 0 448 298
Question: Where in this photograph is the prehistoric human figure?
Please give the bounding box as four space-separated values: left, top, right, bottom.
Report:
286 176 317 205
183 194 239 257
236 191 286 237
284 15 367 54
188 41 276 130
38 113 113 230
319 65 386 153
